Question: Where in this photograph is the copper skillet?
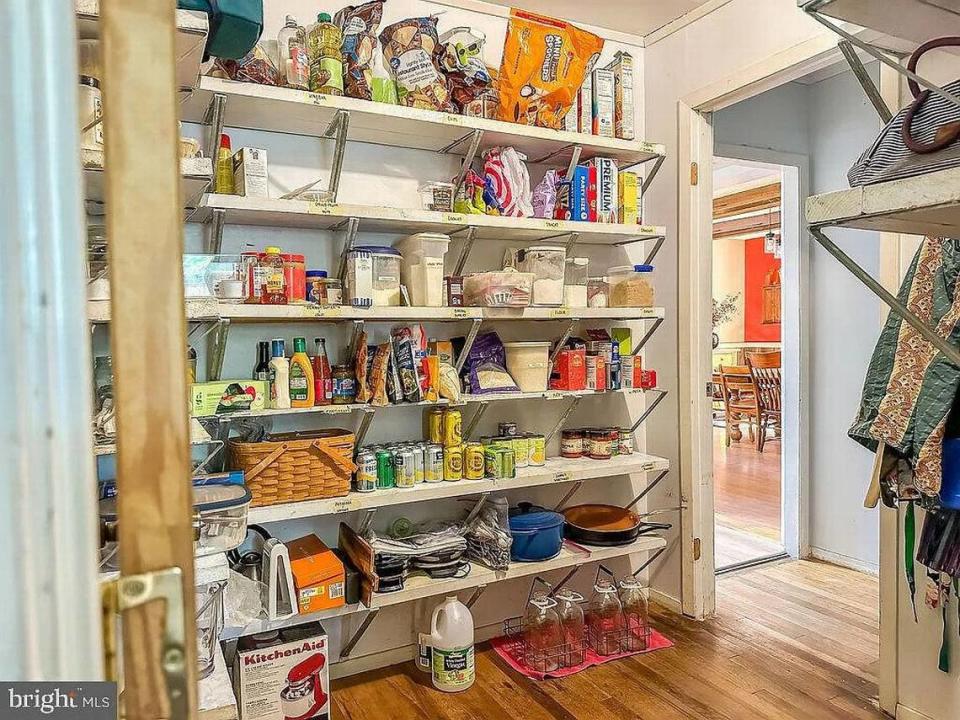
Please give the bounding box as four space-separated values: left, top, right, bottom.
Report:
563 504 672 546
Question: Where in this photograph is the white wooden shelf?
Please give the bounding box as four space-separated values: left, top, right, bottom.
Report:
482 306 664 320
87 298 220 323
806 166 960 235
247 453 669 524
76 0 208 91
83 150 212 208
801 0 960 45
182 76 665 167
191 194 665 246
221 534 666 639
94 417 213 456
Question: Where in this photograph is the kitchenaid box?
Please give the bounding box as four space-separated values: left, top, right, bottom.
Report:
233 623 330 720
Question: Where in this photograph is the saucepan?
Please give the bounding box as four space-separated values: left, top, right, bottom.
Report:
562 504 672 547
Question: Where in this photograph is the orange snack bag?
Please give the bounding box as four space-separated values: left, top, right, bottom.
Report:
496 9 603 129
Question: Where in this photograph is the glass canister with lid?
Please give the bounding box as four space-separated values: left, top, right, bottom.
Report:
347 245 402 307
607 264 655 307
516 245 567 306
563 257 589 307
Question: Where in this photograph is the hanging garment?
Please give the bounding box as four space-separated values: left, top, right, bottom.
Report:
849 237 960 498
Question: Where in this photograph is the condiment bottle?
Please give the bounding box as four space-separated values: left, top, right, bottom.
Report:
254 341 272 400
312 337 332 405
278 15 309 90
289 337 315 408
259 246 288 305
307 12 344 96
268 338 291 410
215 133 234 195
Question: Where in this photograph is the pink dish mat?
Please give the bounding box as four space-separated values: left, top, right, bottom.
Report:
491 628 674 680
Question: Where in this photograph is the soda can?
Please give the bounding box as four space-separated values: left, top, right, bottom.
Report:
394 448 416 488
425 444 444 483
443 444 464 481
484 447 503 479
512 436 530 468
498 422 518 437
464 442 485 480
376 450 395 489
500 448 516 479
355 450 378 493
410 443 425 484
427 408 445 444
527 434 546 466
443 408 463 447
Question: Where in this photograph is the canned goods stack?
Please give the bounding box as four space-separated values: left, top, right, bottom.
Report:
352 441 443 492
560 427 633 460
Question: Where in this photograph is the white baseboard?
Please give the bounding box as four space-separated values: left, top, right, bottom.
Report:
897 704 935 720
808 547 879 577
650 588 683 614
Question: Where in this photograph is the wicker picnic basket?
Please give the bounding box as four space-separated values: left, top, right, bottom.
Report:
228 429 356 507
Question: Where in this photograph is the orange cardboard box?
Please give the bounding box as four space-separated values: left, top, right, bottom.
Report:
287 534 346 613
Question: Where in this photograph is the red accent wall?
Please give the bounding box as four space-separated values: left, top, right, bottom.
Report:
744 237 781 342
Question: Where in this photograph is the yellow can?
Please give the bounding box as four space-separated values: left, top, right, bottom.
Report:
464 442 485 480
443 408 463 447
427 408 445 444
443 444 464 481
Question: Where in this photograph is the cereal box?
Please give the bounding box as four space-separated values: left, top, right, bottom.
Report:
605 51 635 140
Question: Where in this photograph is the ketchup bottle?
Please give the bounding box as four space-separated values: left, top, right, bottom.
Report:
312 337 332 405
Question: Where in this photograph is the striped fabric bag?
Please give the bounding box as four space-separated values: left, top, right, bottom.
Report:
849 37 960 187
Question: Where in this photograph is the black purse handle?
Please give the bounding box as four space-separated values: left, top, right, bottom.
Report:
902 36 960 154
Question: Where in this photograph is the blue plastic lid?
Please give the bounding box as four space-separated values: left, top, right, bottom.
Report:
509 510 564 532
306 270 328 278
352 245 402 256
634 264 655 272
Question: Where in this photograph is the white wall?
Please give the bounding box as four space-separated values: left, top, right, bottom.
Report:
713 81 810 157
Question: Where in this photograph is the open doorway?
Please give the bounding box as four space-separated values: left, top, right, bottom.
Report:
712 157 792 572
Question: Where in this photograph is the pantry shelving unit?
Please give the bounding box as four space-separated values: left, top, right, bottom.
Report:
82 150 212 209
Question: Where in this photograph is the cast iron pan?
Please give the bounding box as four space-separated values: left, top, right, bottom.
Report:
563 504 671 546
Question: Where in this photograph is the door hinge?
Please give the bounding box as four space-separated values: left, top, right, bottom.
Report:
690 162 699 186
693 537 702 561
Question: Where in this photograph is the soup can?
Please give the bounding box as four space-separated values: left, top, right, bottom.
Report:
425 444 444 483
464 442 485 480
527 434 546 466
393 448 416 487
511 436 530 468
443 408 462 447
443 445 464 481
354 450 377 493
427 408 445 444
376 450 395 489
498 422 518 437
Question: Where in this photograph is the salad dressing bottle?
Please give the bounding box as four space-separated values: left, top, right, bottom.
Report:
289 337 315 408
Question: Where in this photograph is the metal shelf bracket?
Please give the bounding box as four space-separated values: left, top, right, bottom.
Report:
336 217 361 282
205 319 231 381
625 469 670 510
452 226 478 276
203 93 227 161
339 609 380 660
553 481 584 511
630 389 668 433
455 319 483 373
354 408 376 448
632 546 666 578
549 320 579 369
640 154 666 194
633 317 665 354
547 566 581 597
465 585 487 609
205 208 226 254
837 40 893 123
449 129 484 199
545 395 583 443
643 236 666 265
463 401 489 441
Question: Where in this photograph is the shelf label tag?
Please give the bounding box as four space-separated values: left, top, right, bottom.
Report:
443 213 467 224
308 202 338 216
324 405 354 414
543 220 562 229
451 308 469 319
314 307 343 318
543 391 564 401
549 307 571 318
441 113 463 125
331 498 361 513
553 471 570 483
309 93 328 106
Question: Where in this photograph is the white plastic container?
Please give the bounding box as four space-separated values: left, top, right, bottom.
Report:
431 596 475 693
463 269 534 307
564 257 589 308
516 246 567 306
348 246 402 306
504 342 551 392
394 233 450 307
608 264 655 307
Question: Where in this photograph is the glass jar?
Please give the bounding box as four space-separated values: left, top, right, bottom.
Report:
560 430 584 459
587 276 609 308
516 246 567 306
331 364 356 404
563 258 589 307
618 577 650 652
553 588 586 668
589 430 615 460
618 428 634 455
586 579 624 656
523 592 563 673
418 181 455 212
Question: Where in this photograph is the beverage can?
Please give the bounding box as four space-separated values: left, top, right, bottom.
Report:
410 443 425 484
527 434 546 466
464 443 485 480
394 448 416 487
484 447 503 479
425 444 444 483
443 445 464 481
376 450 395 489
427 408 445 444
500 448 516 479
443 409 463 447
355 450 377 493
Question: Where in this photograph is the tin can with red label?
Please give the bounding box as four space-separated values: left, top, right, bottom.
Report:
640 369 657 389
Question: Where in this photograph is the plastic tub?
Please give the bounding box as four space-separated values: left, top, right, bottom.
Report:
394 233 450 307
607 264 655 307
588 277 609 308
504 341 551 392
348 245 402 307
564 258 589 307
509 503 564 561
419 181 455 212
463 270 534 307
516 246 567 306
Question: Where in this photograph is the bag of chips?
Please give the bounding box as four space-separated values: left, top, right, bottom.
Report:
483 147 534 217
335 1 383 101
379 16 453 111
437 27 492 114
496 9 603 128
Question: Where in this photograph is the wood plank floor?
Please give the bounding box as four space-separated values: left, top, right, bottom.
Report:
331 560 882 720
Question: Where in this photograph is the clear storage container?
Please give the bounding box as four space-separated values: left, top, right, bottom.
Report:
563 258 589 308
607 264 655 307
516 246 567 306
463 269 534 307
347 245 402 307
504 342 551 392
587 277 609 308
419 181 455 212
394 233 450 307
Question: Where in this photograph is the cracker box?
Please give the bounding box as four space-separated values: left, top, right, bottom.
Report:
619 171 639 225
550 347 587 391
591 68 615 138
288 534 346 613
190 380 267 416
234 623 331 720
555 165 590 222
578 72 593 134
605 51 635 141
233 146 269 198
587 158 619 223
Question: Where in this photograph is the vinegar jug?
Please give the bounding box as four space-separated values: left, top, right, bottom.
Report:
430 596 475 692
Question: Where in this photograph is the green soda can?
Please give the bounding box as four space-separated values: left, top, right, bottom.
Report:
376 450 395 489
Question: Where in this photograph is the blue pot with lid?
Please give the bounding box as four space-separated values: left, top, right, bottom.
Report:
509 502 565 561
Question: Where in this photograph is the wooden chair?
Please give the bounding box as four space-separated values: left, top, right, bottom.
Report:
747 352 782 452
718 365 759 447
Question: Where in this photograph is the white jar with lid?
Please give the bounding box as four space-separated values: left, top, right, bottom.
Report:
516 246 566 306
563 257 589 307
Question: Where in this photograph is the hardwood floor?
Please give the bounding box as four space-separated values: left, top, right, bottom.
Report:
331 560 882 720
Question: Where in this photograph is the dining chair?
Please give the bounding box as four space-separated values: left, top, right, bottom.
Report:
747 352 782 452
718 365 758 447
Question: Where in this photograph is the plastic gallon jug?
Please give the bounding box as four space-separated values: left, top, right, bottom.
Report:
430 596 475 692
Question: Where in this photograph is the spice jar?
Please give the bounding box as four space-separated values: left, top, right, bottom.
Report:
618 428 634 455
331 364 356 404
560 430 584 459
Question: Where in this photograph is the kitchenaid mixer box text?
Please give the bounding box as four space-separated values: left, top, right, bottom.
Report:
233 623 330 720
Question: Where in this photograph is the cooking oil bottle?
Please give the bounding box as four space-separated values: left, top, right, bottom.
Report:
307 12 343 96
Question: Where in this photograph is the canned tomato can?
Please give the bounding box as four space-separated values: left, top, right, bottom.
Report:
444 445 464 481
498 422 518 437
376 450 395 489
484 447 503 479
527 434 545 466
394 448 416 487
512 436 529 468
427 408 445 444
425 444 444 483
464 442 485 480
410 443 425 484
355 450 377 493
443 408 462 447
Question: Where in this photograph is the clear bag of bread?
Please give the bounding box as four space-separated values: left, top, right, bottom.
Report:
496 9 603 128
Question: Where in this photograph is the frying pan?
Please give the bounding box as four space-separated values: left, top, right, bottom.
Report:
563 504 671 546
